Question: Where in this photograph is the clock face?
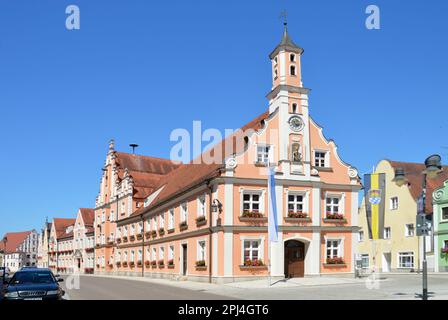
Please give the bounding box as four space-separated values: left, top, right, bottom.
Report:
288 116 304 132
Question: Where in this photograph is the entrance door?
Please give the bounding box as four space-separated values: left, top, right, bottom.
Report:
284 240 305 278
182 244 188 276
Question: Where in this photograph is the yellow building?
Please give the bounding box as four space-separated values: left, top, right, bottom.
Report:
357 160 436 272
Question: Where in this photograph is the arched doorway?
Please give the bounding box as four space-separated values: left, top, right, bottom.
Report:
284 240 305 278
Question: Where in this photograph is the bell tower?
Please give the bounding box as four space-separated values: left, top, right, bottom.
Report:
269 22 304 90
267 22 312 179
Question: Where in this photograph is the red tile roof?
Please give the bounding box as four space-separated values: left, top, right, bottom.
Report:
115 152 180 174
128 111 271 218
389 160 448 214
79 208 94 227
53 218 76 240
0 231 33 254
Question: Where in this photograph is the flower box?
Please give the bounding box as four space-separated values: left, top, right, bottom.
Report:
241 210 264 218
122 236 128 243
158 228 165 236
122 261 128 267
95 244 100 248
325 213 345 220
129 235 135 241
167 228 175 234
287 211 308 219
116 238 122 244
179 222 188 231
158 259 165 267
145 231 152 239
243 259 264 267
136 234 143 240
196 216 207 226
326 257 345 265
96 264 100 268
151 230 157 238
195 260 206 267
137 260 142 267
107 240 114 245
151 260 157 267
167 259 174 267
130 261 135 267
116 261 121 267
84 268 94 274
145 260 151 266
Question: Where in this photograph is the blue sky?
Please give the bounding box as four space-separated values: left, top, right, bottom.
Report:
0 0 447 236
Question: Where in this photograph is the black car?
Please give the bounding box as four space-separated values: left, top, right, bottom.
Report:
2 268 65 300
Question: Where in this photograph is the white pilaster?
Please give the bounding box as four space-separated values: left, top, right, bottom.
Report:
223 183 234 277
312 187 321 226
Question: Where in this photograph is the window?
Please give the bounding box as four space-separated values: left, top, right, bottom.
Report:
398 252 414 268
138 249 142 262
314 151 327 167
360 254 369 269
405 224 415 237
130 224 135 235
169 245 174 260
152 217 157 230
384 227 391 239
168 209 174 229
326 239 341 258
159 213 165 228
138 222 143 234
326 196 341 214
292 103 298 114
109 211 114 222
181 203 188 222
124 250 128 262
444 240 448 250
243 192 260 213
159 246 164 260
121 201 126 214
152 248 157 261
197 195 206 217
442 207 448 221
290 53 295 62
288 194 304 213
256 145 271 165
197 240 206 261
101 212 105 223
274 69 278 79
358 231 364 242
290 65 296 76
243 240 260 262
130 250 135 263
390 197 399 210
145 219 150 231
274 56 278 64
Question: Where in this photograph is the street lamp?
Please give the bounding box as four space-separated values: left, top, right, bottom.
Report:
393 154 443 300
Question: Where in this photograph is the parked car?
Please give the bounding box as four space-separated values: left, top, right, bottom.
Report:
2 268 65 300
0 267 10 278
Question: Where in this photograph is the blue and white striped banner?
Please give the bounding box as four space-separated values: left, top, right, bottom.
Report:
268 166 280 242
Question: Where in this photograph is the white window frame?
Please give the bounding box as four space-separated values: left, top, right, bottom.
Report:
405 224 415 237
384 227 391 239
255 144 273 165
159 246 164 260
286 191 309 214
152 247 157 261
241 190 264 214
324 236 344 259
358 231 364 242
360 254 369 269
168 208 175 229
197 194 206 217
180 202 188 222
159 213 165 229
398 252 414 269
390 197 399 210
197 240 206 262
313 149 330 168
137 249 142 262
441 207 448 222
325 193 345 215
240 236 265 264
169 245 174 260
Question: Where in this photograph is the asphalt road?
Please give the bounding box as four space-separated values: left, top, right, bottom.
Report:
61 275 234 300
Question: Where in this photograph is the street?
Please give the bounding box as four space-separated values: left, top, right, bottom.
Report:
60 273 448 300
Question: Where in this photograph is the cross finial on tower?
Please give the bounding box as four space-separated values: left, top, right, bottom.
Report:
280 10 288 28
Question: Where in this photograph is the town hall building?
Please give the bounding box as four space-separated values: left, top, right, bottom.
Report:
93 25 362 283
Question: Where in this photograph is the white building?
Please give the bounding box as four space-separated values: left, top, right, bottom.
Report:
1 230 39 272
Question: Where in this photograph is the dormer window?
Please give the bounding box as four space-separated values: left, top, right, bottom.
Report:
274 69 278 80
290 53 296 62
256 145 272 165
274 56 278 64
314 150 329 168
290 65 296 76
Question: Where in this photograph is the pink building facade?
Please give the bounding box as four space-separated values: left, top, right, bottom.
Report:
94 26 361 283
